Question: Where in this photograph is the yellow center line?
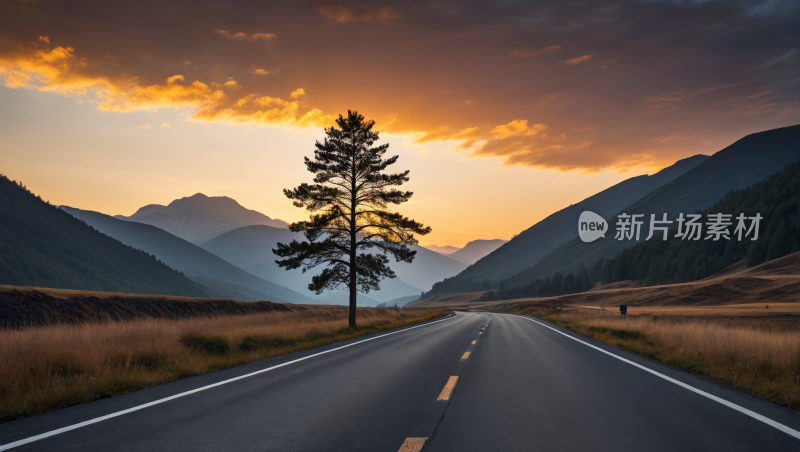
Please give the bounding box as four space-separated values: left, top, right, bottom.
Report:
436 376 459 401
461 351 471 360
471 340 476 345
397 437 427 452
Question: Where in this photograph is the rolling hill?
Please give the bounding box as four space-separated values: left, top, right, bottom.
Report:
61 207 315 304
0 175 211 297
115 193 288 243
430 153 709 289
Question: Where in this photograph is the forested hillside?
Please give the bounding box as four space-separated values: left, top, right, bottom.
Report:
479 161 799 301
502 125 800 286
430 154 708 285
600 164 797 285
63 207 314 304
0 175 212 297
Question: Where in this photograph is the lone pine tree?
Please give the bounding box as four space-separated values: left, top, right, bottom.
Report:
273 110 431 326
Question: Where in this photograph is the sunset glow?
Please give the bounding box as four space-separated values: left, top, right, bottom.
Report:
1 0 798 247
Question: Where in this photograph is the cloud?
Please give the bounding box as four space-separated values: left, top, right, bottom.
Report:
214 30 276 42
1 1 798 174
592 59 615 69
562 54 593 65
643 83 746 117
317 5 401 22
290 88 305 99
160 122 170 128
645 83 743 103
490 120 547 138
193 94 336 127
509 45 560 58
254 68 276 75
138 124 151 129
0 43 334 129
222 79 241 90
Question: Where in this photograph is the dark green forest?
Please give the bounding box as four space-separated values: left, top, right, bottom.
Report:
0 174 213 297
438 162 799 302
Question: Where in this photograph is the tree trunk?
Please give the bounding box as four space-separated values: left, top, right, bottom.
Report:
349 248 356 327
349 149 357 328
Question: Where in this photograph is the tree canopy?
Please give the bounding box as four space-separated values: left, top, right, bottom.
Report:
274 111 430 326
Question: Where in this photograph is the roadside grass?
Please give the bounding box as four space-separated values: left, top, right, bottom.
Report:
0 306 447 422
514 305 800 413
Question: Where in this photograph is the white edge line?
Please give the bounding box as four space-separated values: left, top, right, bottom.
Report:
0 314 456 451
519 315 800 441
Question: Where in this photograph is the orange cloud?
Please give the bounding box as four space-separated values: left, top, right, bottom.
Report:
160 123 170 128
562 54 593 65
490 119 547 138
318 5 401 22
0 35 743 175
509 45 560 58
194 94 336 127
214 30 276 42
138 124 151 129
0 42 333 129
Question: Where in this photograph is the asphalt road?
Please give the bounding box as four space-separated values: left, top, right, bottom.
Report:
1 311 799 451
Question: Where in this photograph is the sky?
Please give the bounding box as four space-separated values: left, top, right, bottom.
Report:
1 0 798 247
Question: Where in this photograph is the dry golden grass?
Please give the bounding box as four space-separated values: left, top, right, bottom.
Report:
0 306 446 422
580 303 800 332
515 305 800 412
414 252 800 313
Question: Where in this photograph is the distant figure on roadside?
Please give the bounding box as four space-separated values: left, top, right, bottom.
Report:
620 305 628 318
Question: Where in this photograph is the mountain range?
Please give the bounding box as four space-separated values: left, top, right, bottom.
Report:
115 193 288 243
445 239 508 265
62 207 315 304
0 175 211 297
515 124 800 283
423 244 461 254
7 124 797 305
198 225 466 301
433 124 800 292
435 154 709 285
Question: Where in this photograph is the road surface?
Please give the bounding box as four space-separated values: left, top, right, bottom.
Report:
1 312 799 451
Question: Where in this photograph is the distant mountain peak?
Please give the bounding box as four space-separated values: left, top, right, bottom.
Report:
447 239 508 265
423 244 461 254
116 193 289 242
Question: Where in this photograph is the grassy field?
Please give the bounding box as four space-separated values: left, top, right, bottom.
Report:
514 304 800 413
0 306 447 422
